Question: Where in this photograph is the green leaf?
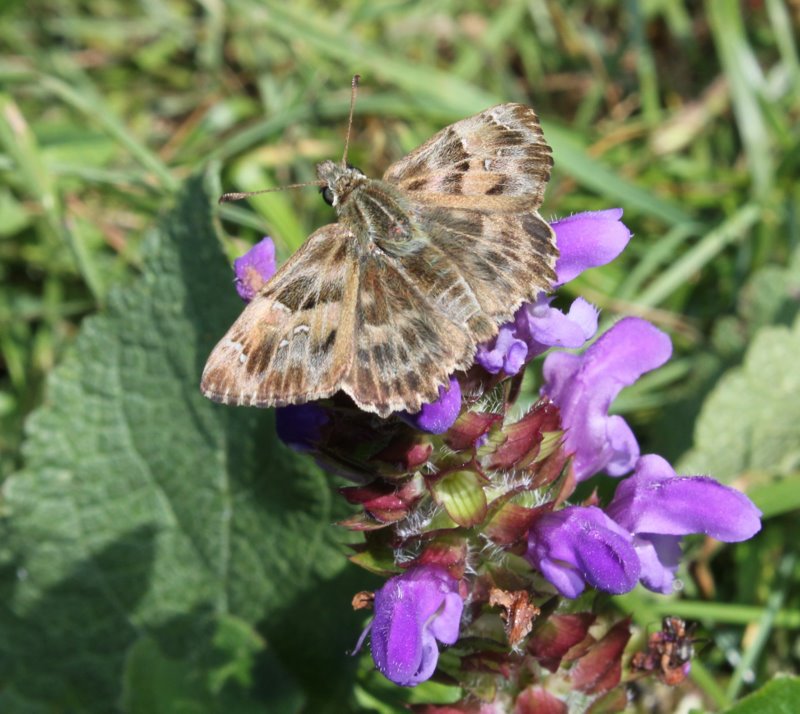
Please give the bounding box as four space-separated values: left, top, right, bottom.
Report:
679 314 800 494
721 676 800 714
0 175 365 711
121 628 303 714
122 636 213 714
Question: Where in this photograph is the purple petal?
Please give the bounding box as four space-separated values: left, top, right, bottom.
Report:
427 590 463 645
370 565 463 687
605 455 762 593
542 318 672 481
604 416 640 476
526 506 640 598
552 209 631 286
275 404 329 451
475 324 528 375
632 533 683 593
520 296 599 356
607 454 762 541
475 297 599 377
401 376 462 434
233 237 277 302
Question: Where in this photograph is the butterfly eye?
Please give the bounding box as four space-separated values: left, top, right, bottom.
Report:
320 186 335 206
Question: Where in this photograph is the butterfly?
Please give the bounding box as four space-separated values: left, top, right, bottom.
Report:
201 92 558 418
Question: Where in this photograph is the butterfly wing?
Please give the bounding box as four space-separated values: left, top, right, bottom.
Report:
379 103 558 340
342 251 473 416
382 103 553 210
201 224 358 407
416 207 556 332
204 103 558 416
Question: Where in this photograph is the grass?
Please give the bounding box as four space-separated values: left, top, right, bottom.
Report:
1 0 799 710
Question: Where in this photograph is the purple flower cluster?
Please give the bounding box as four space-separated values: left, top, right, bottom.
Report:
230 208 761 689
526 454 761 598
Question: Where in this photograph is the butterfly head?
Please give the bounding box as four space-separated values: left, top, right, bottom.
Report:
316 160 366 208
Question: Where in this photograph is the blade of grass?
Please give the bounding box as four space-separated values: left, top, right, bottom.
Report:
0 94 105 301
765 0 800 93
627 0 662 124
616 593 800 630
260 1 496 116
633 203 761 308
707 0 774 198
687 659 730 711
36 72 178 191
616 222 701 301
543 122 693 225
726 552 796 701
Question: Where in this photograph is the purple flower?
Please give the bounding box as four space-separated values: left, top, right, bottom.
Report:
474 208 630 376
552 208 632 287
233 237 276 301
475 322 529 376
275 403 330 451
542 318 672 482
526 506 640 598
366 565 463 686
476 296 599 377
606 454 762 593
401 376 462 434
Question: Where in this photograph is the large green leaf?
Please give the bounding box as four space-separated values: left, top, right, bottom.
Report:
0 176 366 711
721 677 800 714
679 314 800 501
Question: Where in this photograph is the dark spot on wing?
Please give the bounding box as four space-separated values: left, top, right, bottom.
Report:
522 213 553 250
372 344 388 372
443 172 463 194
331 240 349 263
486 178 507 195
275 275 315 311
400 325 419 350
486 250 510 272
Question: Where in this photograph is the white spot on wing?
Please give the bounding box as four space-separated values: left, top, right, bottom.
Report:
293 325 310 335
239 352 247 364
278 339 289 349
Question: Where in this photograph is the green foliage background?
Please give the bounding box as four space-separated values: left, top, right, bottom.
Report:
1 1 798 712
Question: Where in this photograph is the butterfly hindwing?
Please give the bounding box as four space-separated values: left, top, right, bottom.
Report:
343 252 473 416
417 205 557 322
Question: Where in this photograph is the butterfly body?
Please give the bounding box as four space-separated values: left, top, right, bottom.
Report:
202 103 558 417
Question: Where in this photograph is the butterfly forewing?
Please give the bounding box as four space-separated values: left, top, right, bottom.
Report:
201 224 358 407
382 104 552 209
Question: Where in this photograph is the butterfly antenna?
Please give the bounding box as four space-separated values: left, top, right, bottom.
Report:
341 74 361 167
218 182 324 204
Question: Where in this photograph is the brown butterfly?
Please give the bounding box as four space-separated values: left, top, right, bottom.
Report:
201 84 558 417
